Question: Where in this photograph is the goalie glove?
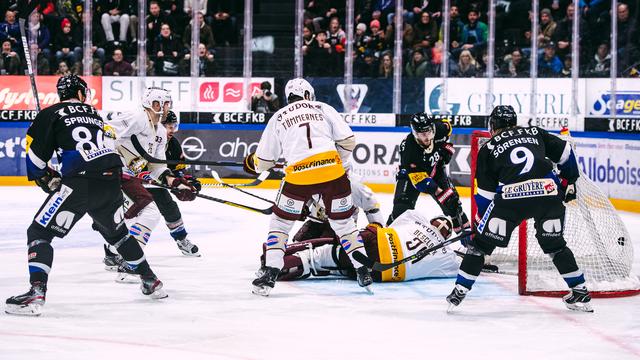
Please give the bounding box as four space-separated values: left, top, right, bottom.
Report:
35 167 62 194
561 178 577 203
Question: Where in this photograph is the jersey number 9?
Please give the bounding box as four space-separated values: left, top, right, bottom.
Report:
510 146 534 175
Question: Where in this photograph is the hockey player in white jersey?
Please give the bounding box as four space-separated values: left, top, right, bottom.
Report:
243 78 373 295
103 87 198 273
268 210 459 282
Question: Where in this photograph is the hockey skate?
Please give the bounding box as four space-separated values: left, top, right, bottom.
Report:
103 254 124 271
446 284 469 312
355 266 374 294
5 282 47 316
562 285 593 313
140 272 168 299
252 266 280 296
175 237 201 257
115 263 141 283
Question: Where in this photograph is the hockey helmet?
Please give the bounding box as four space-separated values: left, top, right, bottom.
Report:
57 74 88 102
162 110 180 131
487 105 517 133
285 78 315 103
430 216 453 239
142 87 172 115
410 112 436 133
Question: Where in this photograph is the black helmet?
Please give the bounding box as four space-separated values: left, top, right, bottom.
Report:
162 110 178 125
57 74 88 101
488 105 517 133
410 112 436 133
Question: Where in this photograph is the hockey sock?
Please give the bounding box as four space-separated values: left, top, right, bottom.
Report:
166 218 188 241
339 230 366 267
264 232 287 269
550 246 585 288
27 239 54 284
129 223 152 247
456 253 485 290
111 235 151 274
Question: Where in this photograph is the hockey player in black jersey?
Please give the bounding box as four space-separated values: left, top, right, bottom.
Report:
446 105 592 312
147 110 201 256
388 112 470 234
5 75 167 316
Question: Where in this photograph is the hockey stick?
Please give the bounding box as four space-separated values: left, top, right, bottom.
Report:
18 0 40 112
353 230 473 272
123 174 273 215
205 169 271 187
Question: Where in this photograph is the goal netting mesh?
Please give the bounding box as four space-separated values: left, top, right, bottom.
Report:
470 130 640 297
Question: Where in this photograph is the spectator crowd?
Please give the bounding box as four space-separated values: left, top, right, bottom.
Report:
0 0 238 76
302 0 639 78
0 0 637 78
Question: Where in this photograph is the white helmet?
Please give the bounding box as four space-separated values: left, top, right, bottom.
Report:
142 87 172 114
430 216 453 239
285 78 315 102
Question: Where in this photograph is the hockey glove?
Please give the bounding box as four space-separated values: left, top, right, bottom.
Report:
408 172 438 195
438 142 455 165
561 178 577 203
35 167 62 194
168 177 197 201
435 188 462 216
243 152 258 175
183 175 202 192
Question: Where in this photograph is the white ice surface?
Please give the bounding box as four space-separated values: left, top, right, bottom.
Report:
1 186 639 360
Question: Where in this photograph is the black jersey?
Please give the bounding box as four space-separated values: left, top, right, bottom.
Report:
25 101 122 180
399 119 452 174
476 126 570 194
166 136 186 173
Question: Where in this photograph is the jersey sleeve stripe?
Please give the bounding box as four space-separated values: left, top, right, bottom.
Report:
557 142 572 165
27 150 47 169
477 188 496 200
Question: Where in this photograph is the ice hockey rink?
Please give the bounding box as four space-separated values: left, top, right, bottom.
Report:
1 186 639 360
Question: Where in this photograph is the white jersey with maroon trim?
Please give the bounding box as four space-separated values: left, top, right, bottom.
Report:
255 100 354 185
377 210 459 281
105 110 169 180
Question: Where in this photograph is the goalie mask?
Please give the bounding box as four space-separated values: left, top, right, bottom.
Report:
142 87 172 116
430 216 453 239
285 78 315 103
410 112 436 150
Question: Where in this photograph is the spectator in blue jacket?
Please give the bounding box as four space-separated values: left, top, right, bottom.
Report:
539 41 563 77
0 10 21 52
28 12 51 61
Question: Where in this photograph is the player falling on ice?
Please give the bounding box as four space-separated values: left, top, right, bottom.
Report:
244 78 373 295
388 113 471 235
103 88 199 280
6 75 166 316
447 105 592 312
276 210 459 283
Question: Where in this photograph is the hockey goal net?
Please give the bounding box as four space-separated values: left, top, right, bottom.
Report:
470 130 640 297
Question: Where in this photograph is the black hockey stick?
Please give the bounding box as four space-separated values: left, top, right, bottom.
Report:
17 0 40 111
353 230 473 272
124 174 273 215
205 169 271 187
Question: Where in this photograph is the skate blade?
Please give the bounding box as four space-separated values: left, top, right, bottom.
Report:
180 251 202 257
362 285 374 295
115 273 141 283
252 285 272 297
5 303 43 316
104 265 119 272
565 302 594 313
446 303 457 313
148 288 168 299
